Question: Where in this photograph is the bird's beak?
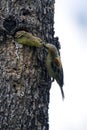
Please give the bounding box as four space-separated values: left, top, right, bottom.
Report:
43 43 46 47
43 43 49 49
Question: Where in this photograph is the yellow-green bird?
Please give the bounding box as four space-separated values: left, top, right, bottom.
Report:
15 31 43 48
44 43 64 99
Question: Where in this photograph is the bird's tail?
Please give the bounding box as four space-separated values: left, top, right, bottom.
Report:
60 87 65 100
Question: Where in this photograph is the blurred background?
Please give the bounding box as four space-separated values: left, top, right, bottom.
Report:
49 0 87 130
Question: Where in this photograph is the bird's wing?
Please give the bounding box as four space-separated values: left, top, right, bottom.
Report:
51 57 64 87
54 57 62 68
51 60 64 98
51 59 60 73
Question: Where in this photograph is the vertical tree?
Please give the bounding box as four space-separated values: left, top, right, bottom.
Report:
0 0 60 129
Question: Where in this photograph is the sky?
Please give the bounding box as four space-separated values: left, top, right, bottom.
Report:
49 0 87 130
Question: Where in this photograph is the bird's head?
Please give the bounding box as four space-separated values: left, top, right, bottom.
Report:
43 43 58 57
15 31 28 39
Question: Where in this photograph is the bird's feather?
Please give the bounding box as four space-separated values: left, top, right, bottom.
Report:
51 59 64 99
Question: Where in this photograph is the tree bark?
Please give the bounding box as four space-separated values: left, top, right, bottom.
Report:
0 0 60 130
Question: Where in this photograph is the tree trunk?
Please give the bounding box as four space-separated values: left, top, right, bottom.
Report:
0 0 59 130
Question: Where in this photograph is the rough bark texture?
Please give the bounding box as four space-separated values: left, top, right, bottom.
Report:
0 0 60 130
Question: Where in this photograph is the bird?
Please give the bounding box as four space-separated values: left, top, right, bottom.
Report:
43 43 64 99
14 31 43 48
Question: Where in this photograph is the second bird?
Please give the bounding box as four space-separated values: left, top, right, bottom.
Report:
44 43 64 99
